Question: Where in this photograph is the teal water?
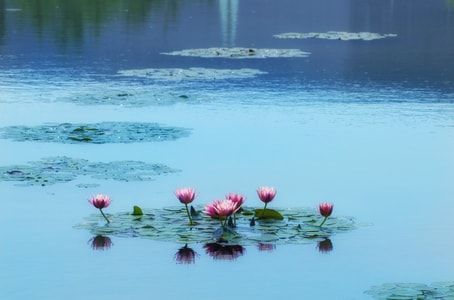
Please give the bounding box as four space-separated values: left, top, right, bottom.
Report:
1 1 454 299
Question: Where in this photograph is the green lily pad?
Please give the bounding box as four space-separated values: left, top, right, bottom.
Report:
132 205 144 216
365 281 454 299
75 206 358 246
118 67 267 81
161 47 310 59
0 156 180 186
254 208 284 220
0 122 191 144
274 31 397 41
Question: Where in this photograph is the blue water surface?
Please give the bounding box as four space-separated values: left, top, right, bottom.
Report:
1 1 454 299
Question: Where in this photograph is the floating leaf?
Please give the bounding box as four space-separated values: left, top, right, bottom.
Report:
255 208 284 220
75 206 357 246
162 47 310 59
274 31 397 41
0 122 191 144
365 281 454 300
0 156 180 186
132 205 144 216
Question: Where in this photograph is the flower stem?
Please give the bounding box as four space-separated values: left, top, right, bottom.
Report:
99 209 110 223
184 204 194 226
319 216 328 227
261 203 268 218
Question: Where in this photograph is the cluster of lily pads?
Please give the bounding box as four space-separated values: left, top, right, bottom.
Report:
365 281 454 299
0 156 179 187
77 187 356 246
273 31 397 41
0 122 191 144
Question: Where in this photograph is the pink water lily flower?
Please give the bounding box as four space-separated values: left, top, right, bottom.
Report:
226 193 246 207
204 199 240 228
88 194 111 209
319 203 334 227
319 203 334 217
175 187 197 204
88 194 111 223
257 186 276 203
257 186 276 218
175 187 197 226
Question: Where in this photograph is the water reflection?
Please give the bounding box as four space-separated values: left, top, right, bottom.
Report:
0 0 212 48
316 238 333 254
174 244 198 264
88 235 113 251
257 243 276 252
203 243 245 261
219 0 238 47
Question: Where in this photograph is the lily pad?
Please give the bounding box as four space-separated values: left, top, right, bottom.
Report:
274 31 397 41
254 208 284 220
132 205 144 216
118 67 267 81
365 281 454 299
161 47 310 59
0 156 180 186
75 206 358 246
0 122 191 144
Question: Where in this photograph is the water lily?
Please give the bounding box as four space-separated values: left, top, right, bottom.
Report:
226 193 246 225
88 194 111 223
318 203 334 227
175 187 197 225
257 186 276 217
203 199 240 228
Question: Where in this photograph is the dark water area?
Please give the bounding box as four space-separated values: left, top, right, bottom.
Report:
1 0 454 92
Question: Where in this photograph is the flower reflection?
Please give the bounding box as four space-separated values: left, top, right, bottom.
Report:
89 235 113 251
204 243 245 260
257 243 276 251
174 244 198 264
317 238 333 253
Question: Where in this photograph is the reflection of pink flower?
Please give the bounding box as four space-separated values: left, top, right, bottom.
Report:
204 243 245 260
89 235 113 251
175 188 197 204
317 239 333 253
88 194 111 209
258 243 276 251
257 186 276 203
319 203 333 217
175 244 198 264
203 199 240 218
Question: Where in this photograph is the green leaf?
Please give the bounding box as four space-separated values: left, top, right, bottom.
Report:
132 205 144 216
254 208 284 220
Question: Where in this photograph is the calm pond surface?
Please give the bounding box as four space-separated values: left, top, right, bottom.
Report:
1 0 454 299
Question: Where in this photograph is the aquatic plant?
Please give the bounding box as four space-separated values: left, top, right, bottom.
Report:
88 194 111 223
175 187 197 226
318 203 334 227
256 186 276 218
226 193 246 226
203 199 241 229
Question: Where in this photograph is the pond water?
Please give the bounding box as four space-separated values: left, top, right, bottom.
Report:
1 0 454 299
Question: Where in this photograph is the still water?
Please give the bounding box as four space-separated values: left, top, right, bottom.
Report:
1 0 454 299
